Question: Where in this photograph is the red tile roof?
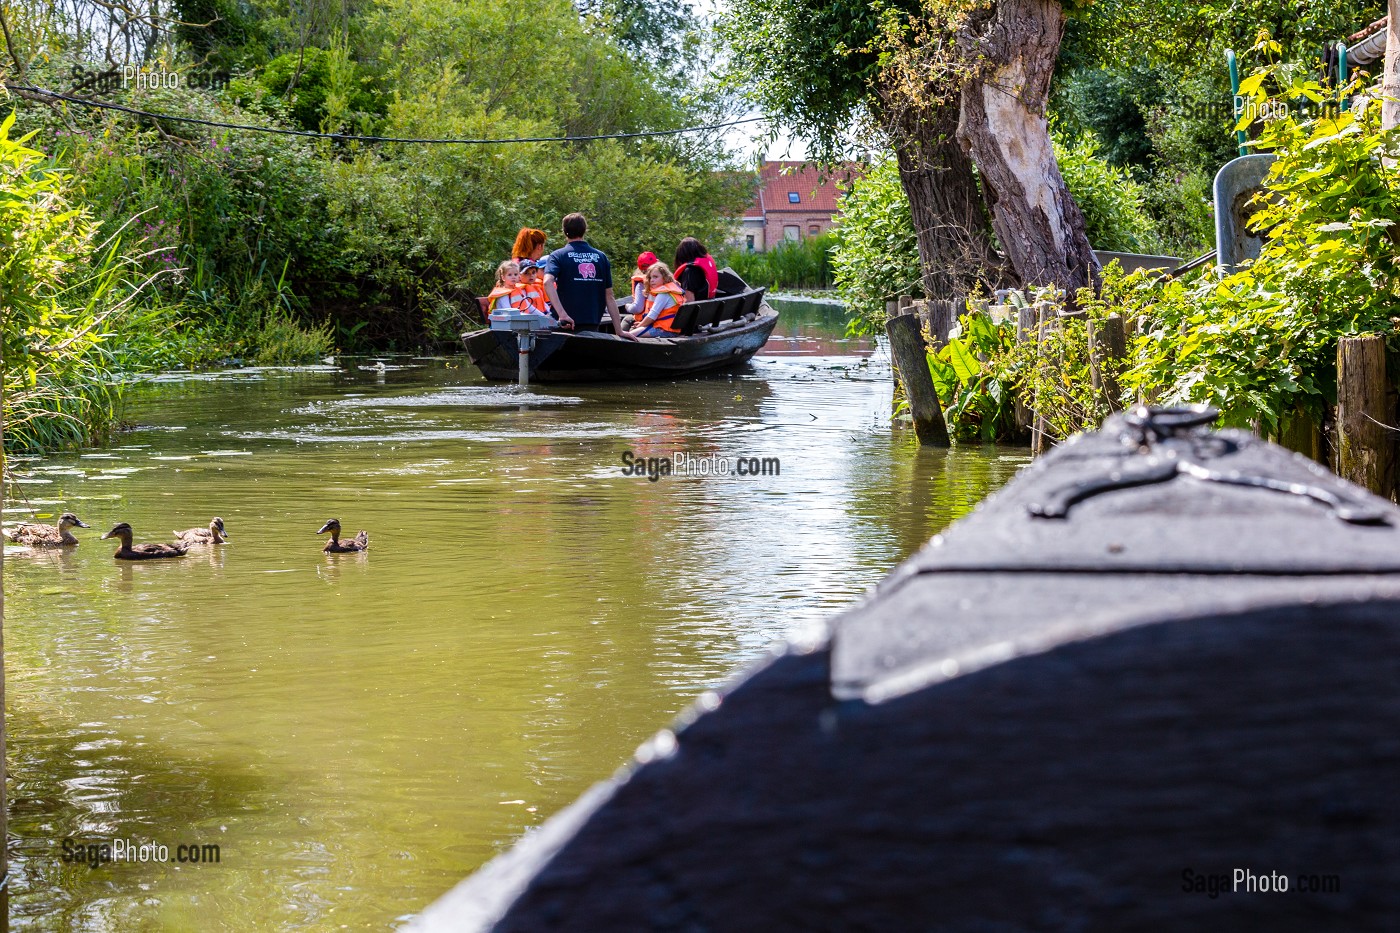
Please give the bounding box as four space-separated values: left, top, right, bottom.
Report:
744 161 862 219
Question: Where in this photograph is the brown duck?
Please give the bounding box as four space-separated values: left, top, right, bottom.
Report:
102 522 190 560
6 512 90 547
174 517 229 545
317 518 368 553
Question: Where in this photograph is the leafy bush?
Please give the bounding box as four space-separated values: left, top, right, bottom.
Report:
936 66 1400 447
253 313 336 364
1053 131 1160 254
928 310 1020 441
0 114 141 451
831 158 922 334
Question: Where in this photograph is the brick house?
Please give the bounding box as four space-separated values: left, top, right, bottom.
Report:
737 161 860 251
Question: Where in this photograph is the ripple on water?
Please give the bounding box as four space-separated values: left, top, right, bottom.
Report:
294 387 584 413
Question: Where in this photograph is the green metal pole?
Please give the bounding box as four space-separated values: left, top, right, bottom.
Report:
1339 42 1350 112
1227 49 1248 156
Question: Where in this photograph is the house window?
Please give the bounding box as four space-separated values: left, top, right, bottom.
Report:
745 235 755 252
808 224 821 236
783 225 801 241
787 192 800 204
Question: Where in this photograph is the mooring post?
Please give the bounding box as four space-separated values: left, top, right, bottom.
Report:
1030 302 1055 456
1014 305 1038 436
1 354 8 898
1336 335 1395 498
886 312 951 447
1089 314 1127 412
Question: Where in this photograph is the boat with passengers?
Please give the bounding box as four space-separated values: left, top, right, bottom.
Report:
462 269 778 383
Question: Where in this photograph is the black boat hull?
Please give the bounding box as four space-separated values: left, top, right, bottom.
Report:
463 307 779 383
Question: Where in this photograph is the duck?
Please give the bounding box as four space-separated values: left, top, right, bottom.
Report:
5 512 90 547
317 518 368 553
101 522 190 560
174 517 230 545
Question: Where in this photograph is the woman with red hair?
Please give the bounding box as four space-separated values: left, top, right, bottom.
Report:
512 228 548 262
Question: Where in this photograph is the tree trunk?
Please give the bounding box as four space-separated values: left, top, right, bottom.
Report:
956 0 1098 301
1385 1 1400 131
890 104 1007 299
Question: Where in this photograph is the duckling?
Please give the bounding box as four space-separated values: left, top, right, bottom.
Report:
5 512 90 547
101 522 190 560
174 517 230 545
317 518 368 553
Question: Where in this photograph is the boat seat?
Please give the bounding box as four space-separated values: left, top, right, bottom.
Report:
674 303 701 336
717 268 747 297
690 299 720 333
716 295 744 323
740 288 764 317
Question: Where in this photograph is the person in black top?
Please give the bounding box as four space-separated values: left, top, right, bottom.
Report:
673 237 712 302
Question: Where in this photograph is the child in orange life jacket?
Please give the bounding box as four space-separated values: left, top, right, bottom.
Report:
630 250 659 319
628 262 686 338
514 259 552 315
487 260 522 311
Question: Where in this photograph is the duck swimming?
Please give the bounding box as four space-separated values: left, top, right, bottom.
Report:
317 518 368 553
102 522 190 560
174 517 229 545
5 512 89 547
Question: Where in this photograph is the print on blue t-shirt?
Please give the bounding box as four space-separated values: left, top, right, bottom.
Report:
544 241 612 326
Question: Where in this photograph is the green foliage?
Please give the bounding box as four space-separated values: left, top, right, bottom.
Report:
253 312 335 363
831 158 922 334
719 0 891 163
1053 131 1159 253
950 68 1400 447
719 235 834 290
1125 70 1400 434
927 311 1020 442
0 113 142 451
261 45 385 132
1053 65 1165 170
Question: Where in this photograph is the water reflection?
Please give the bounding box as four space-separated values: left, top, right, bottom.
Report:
3 308 1024 930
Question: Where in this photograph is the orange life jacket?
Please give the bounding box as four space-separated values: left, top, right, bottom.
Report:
644 281 686 333
629 273 648 316
511 280 550 315
487 285 517 310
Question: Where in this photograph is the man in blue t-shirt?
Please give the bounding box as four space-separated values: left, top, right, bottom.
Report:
542 213 635 339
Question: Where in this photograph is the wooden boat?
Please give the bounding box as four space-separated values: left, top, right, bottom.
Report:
462 272 778 383
411 406 1400 932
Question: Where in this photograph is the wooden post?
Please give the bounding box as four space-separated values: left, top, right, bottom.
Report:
1 348 7 895
1089 314 1127 412
886 312 951 447
1336 335 1395 497
1030 303 1055 456
898 296 914 314
1013 305 1038 436
927 299 957 349
1278 410 1323 464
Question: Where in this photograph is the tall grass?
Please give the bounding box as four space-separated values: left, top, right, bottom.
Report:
720 234 835 290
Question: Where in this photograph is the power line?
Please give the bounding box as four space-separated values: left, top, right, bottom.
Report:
2 83 771 145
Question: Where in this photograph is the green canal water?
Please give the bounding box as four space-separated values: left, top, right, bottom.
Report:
3 301 1026 930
